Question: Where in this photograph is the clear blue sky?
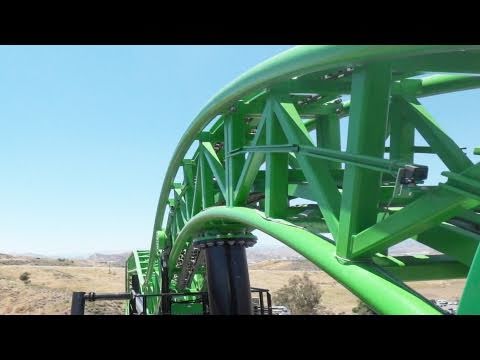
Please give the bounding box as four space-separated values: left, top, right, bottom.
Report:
0 46 478 256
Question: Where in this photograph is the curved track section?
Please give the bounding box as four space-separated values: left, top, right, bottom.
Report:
126 45 480 315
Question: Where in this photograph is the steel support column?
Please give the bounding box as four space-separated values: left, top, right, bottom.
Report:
71 292 86 315
337 63 392 259
203 239 253 315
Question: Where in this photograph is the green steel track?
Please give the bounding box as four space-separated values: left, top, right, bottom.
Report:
126 45 480 315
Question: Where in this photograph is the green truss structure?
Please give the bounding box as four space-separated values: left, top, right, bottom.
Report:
126 45 480 315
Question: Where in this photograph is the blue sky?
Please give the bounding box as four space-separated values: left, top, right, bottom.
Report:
0 45 478 256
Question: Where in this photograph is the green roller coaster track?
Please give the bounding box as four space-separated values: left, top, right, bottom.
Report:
125 45 480 315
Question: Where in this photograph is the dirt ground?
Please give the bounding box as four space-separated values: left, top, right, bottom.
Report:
0 261 466 315
0 265 125 315
249 260 465 314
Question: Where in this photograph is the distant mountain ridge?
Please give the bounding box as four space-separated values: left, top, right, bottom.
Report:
3 239 438 267
247 245 302 263
87 252 130 265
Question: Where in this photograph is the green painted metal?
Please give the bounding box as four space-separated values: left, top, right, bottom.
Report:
396 96 473 173
273 99 341 238
171 302 204 315
417 223 480 266
265 109 288 218
316 113 341 169
389 103 415 163
372 254 469 281
166 206 441 315
125 45 480 315
458 242 480 314
234 103 268 205
224 114 245 206
231 144 425 176
337 63 392 259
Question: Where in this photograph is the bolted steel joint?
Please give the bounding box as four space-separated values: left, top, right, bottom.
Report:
193 231 257 249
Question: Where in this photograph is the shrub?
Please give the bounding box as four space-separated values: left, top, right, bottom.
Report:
352 300 376 315
19 272 30 282
273 272 328 315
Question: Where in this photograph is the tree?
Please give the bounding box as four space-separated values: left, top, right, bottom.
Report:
273 273 329 314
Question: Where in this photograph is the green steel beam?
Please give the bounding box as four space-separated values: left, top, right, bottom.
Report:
416 74 480 98
151 46 480 261
337 63 392 259
373 254 469 281
389 102 414 163
273 74 480 106
230 144 425 176
395 96 473 173
191 157 202 217
254 168 316 184
393 51 480 74
456 210 480 226
265 111 288 218
201 142 226 199
133 250 145 288
316 113 341 170
170 211 177 241
288 183 317 202
224 114 245 206
288 153 301 169
301 75 480 130
182 160 195 219
273 98 341 238
385 146 434 154
141 46 480 314
352 187 480 258
174 192 186 234
352 160 480 259
458 242 480 314
287 183 430 208
233 103 268 205
417 223 480 266
200 152 214 209
441 171 480 201
167 206 441 315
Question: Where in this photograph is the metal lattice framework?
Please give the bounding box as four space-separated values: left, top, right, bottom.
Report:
126 45 480 315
